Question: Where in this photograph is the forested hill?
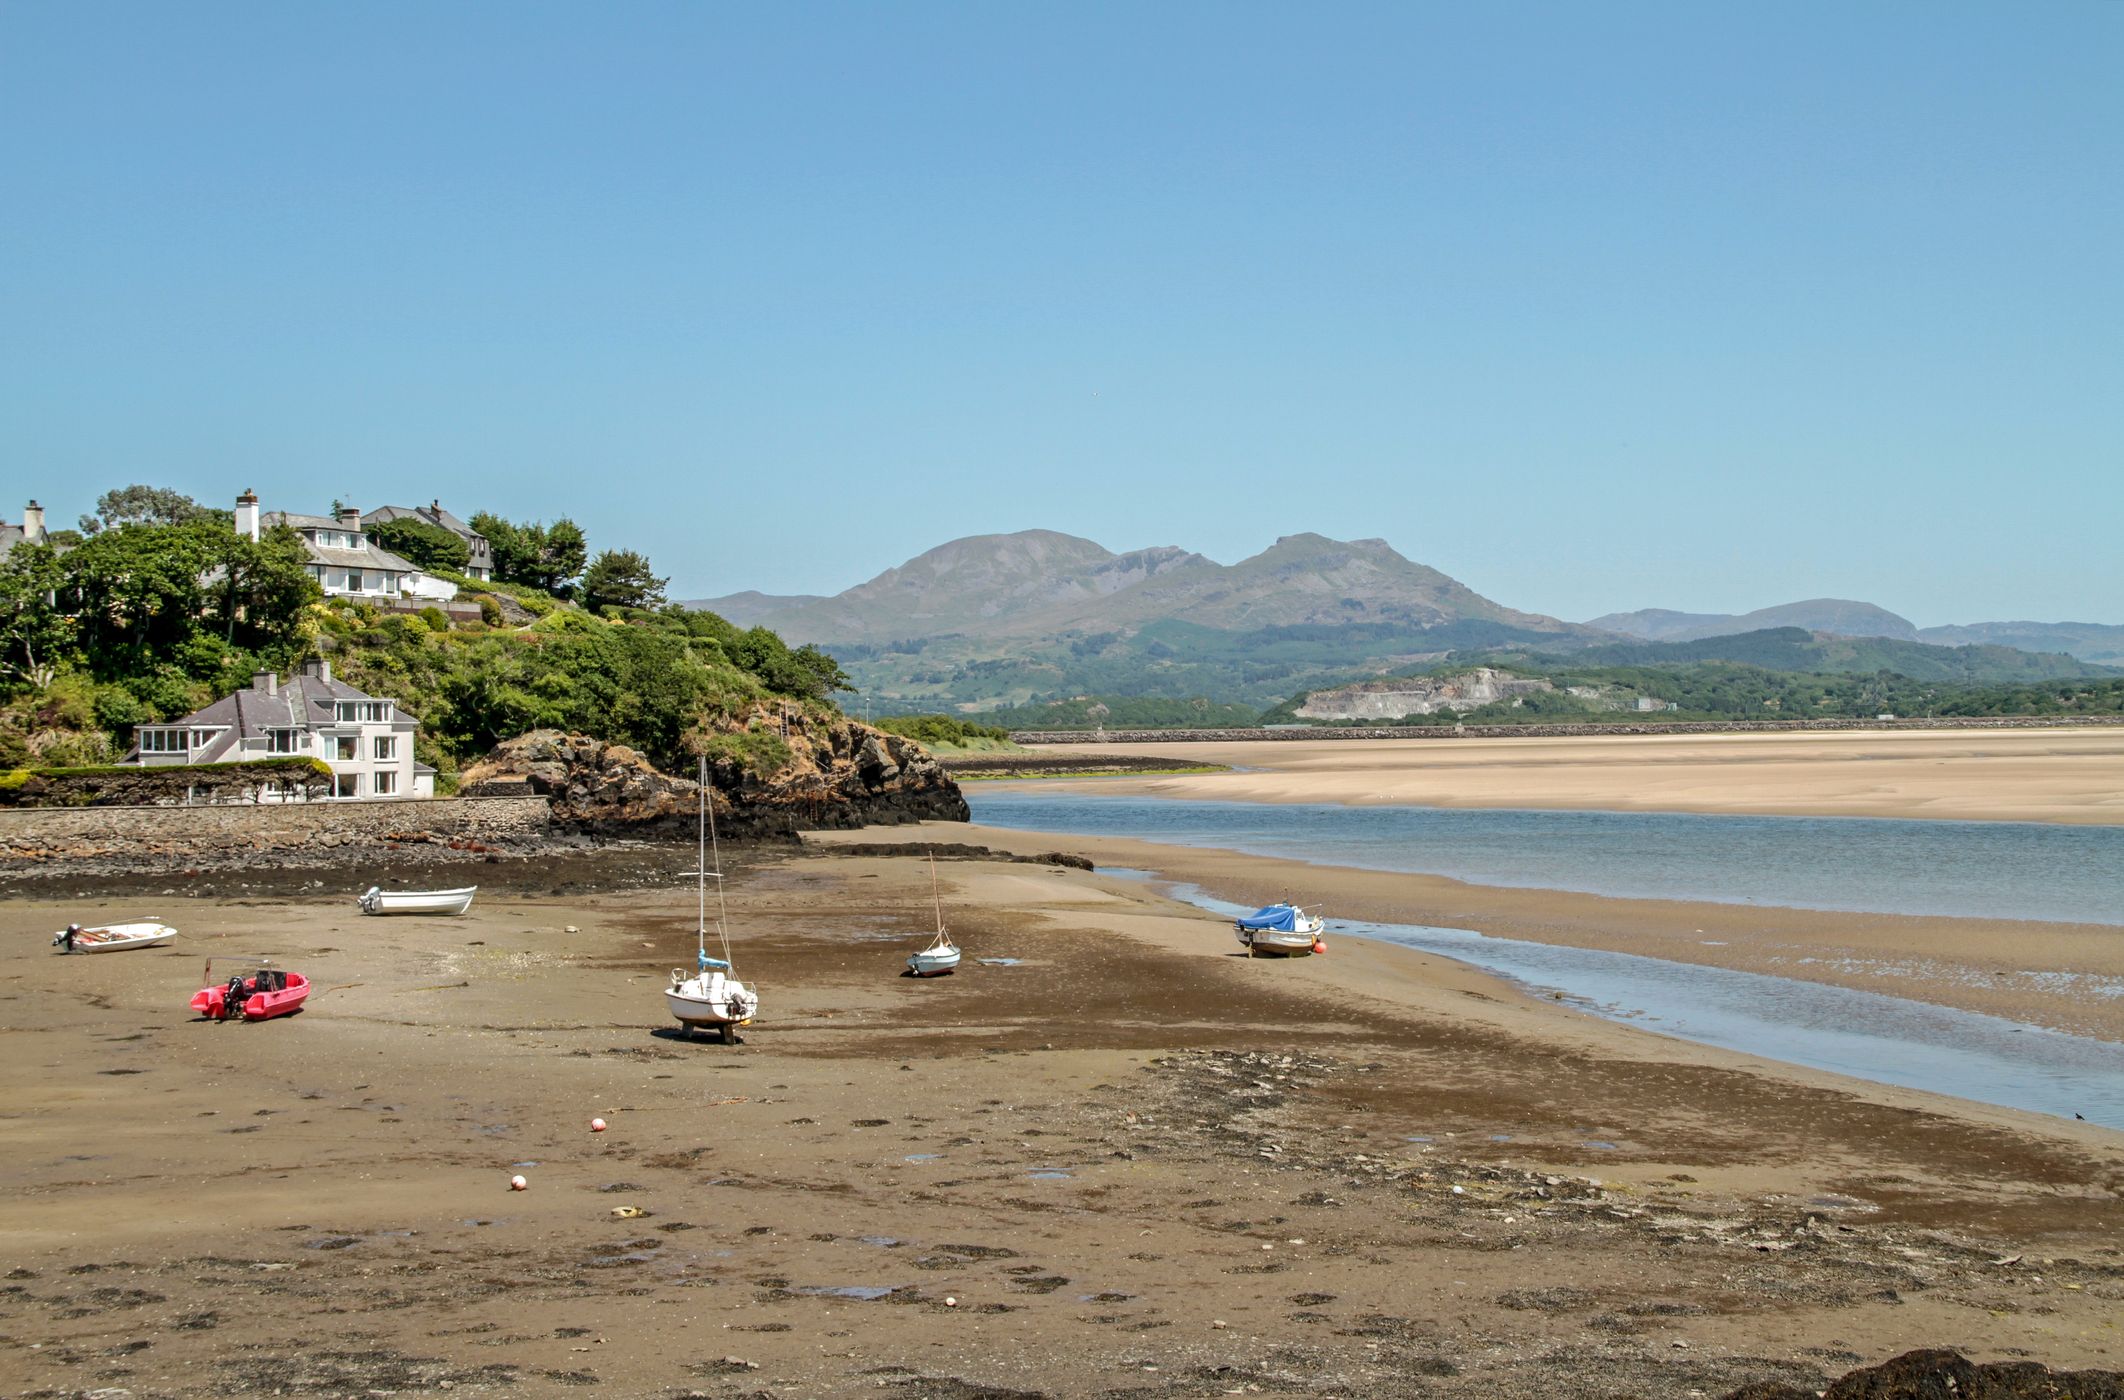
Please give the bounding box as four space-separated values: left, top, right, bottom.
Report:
1554 628 2116 683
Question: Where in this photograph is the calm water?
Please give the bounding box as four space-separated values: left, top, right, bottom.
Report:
968 791 2124 926
1141 876 2124 1129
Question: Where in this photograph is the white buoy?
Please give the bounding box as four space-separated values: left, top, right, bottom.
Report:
944 1296 957 1308
590 1117 607 1133
510 1174 528 1191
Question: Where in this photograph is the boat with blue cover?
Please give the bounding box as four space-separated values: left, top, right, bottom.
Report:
1233 902 1326 957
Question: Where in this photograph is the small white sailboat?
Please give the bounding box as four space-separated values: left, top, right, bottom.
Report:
52 920 177 954
665 757 759 1044
906 855 962 977
1233 902 1327 958
358 885 477 916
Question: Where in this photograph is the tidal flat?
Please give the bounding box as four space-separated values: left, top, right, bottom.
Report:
4 844 2121 1397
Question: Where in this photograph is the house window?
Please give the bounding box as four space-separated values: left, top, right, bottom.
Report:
335 772 360 798
373 735 395 761
346 569 365 592
337 702 357 722
268 729 300 754
334 735 357 761
372 770 397 796
139 729 187 753
366 702 389 722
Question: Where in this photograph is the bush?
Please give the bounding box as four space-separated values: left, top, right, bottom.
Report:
478 596 502 627
419 606 451 633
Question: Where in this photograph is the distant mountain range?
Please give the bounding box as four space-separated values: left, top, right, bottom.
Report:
1586 600 2124 666
687 531 2119 712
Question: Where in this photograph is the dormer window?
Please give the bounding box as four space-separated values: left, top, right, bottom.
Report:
139 728 188 753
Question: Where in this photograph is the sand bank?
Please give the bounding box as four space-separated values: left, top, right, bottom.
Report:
1014 727 2124 825
5 848 2118 1397
828 821 2124 1044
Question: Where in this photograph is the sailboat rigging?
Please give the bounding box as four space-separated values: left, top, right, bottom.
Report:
906 853 962 977
664 756 759 1042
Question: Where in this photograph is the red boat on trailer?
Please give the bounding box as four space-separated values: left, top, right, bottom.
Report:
192 967 309 1022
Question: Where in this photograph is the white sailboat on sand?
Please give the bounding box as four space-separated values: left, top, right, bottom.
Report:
906 854 961 978
665 757 759 1044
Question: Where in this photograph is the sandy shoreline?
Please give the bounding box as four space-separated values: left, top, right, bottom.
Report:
4 845 2121 1397
1013 727 2124 825
824 822 2124 1046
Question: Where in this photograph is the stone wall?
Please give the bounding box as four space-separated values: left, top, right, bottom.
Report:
0 796 551 873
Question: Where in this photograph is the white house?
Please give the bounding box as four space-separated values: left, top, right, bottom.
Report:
235 491 457 603
129 659 434 800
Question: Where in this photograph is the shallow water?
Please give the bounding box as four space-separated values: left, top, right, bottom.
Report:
1153 876 2124 1128
970 792 2124 925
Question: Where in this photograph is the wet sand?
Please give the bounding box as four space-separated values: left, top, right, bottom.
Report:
828 822 2124 1045
1012 727 2124 825
4 848 2122 1398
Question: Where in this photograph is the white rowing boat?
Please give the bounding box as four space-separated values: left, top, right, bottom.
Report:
906 854 962 977
52 920 178 954
358 886 477 916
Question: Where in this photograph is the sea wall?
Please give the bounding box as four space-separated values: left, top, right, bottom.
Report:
1011 715 2124 744
0 796 551 873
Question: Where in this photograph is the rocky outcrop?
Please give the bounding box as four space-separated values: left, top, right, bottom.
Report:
460 712 968 839
1720 1348 2124 1399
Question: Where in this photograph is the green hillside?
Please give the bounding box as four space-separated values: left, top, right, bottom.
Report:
0 491 850 783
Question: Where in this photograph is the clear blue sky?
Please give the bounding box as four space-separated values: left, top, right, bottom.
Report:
4 2 2118 626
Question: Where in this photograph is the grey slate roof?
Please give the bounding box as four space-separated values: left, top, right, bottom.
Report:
258 511 419 574
149 673 416 760
364 502 494 565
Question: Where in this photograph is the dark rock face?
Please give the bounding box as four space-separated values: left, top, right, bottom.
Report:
462 718 968 839
1721 1349 2124 1400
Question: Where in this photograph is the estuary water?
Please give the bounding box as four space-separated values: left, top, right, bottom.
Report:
966 789 2124 1125
967 791 2124 926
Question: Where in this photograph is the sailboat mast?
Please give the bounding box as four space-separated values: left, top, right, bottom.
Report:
929 852 945 936
707 760 735 968
696 757 708 962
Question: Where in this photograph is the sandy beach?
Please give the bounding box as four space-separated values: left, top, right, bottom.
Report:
4 845 2122 1398
1010 727 2124 825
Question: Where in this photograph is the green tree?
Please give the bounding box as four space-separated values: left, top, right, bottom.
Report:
0 542 72 688
580 549 668 613
78 484 218 535
536 518 588 595
366 517 472 574
469 513 588 595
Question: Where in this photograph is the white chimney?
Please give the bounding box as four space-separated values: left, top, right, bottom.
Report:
21 500 44 544
235 489 260 542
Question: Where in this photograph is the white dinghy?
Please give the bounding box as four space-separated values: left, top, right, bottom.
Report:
1232 903 1326 958
665 758 759 1045
359 886 477 916
906 854 962 978
52 920 178 954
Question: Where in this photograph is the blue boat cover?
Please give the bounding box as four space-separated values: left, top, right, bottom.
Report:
1235 904 1300 932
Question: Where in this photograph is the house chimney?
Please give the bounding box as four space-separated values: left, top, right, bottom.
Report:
234 489 260 542
22 501 44 544
300 658 332 685
338 505 362 531
252 671 279 695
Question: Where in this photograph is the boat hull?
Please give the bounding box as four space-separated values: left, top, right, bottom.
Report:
1238 928 1322 957
192 971 309 1022
359 886 477 916
666 971 757 1043
53 921 176 954
907 945 961 977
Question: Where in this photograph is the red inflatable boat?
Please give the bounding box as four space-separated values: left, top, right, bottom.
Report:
192 967 309 1022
